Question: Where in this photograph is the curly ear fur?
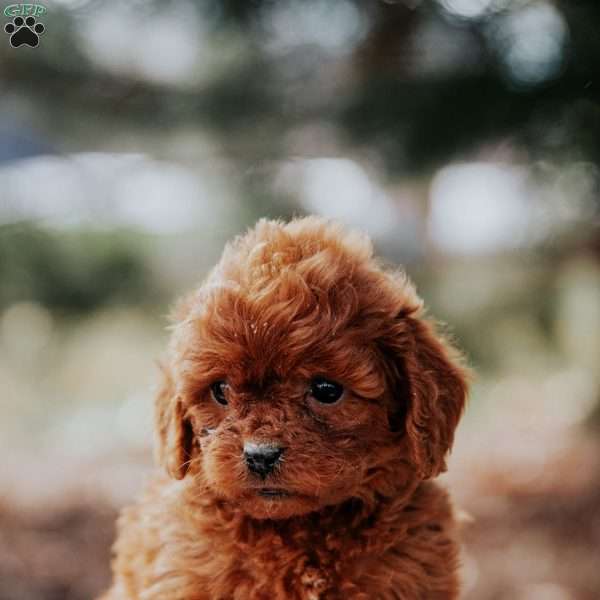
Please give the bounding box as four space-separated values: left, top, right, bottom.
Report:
154 364 193 479
386 314 468 480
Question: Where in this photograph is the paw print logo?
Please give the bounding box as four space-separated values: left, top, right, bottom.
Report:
4 16 45 48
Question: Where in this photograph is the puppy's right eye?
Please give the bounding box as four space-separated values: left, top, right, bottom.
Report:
309 378 344 405
210 381 229 406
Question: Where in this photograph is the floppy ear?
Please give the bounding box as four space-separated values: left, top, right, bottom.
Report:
387 314 468 479
154 363 193 480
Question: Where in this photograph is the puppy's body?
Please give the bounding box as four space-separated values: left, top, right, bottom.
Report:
101 217 467 600
103 478 458 600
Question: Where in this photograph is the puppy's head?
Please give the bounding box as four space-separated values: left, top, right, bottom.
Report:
156 217 467 519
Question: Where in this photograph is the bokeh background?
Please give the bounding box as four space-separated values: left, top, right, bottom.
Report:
1 1 599 599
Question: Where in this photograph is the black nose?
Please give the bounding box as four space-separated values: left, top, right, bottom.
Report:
243 442 284 478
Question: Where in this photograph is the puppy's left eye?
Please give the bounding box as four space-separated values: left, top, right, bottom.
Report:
309 378 344 404
210 380 229 406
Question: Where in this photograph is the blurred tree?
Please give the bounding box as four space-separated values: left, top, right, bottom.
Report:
0 223 157 313
1 0 598 178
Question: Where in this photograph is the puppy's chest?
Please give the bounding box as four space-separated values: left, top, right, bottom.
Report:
161 485 458 599
210 533 346 600
172 525 356 600
160 514 455 600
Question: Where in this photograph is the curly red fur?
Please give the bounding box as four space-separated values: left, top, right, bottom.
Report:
100 216 468 600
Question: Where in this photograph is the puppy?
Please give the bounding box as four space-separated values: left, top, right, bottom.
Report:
100 217 468 600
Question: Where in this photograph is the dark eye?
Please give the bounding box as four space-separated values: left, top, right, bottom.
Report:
210 380 228 406
309 378 344 404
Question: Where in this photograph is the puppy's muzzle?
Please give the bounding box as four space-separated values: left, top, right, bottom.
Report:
243 442 284 479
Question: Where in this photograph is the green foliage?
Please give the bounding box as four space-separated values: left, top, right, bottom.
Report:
4 0 599 180
0 223 158 313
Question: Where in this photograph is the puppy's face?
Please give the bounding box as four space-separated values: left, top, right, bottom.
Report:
157 218 467 519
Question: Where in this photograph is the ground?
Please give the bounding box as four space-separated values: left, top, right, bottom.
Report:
1 431 598 600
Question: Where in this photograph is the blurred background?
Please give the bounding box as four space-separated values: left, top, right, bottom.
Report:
0 0 599 598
